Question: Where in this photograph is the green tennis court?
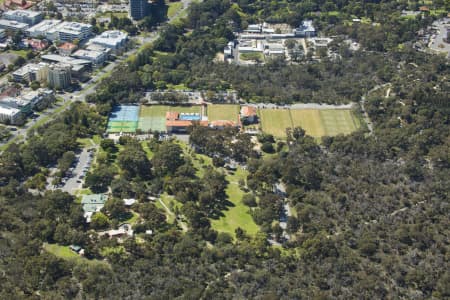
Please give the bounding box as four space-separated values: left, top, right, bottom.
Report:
107 121 138 133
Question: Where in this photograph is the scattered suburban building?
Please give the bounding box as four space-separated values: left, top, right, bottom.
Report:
72 49 108 66
48 64 72 89
2 9 43 26
0 104 21 124
81 194 108 222
123 198 136 206
27 20 92 42
41 54 91 75
225 21 314 64
12 62 49 83
0 88 54 124
294 20 316 37
26 19 62 38
87 30 128 51
40 21 93 42
0 19 28 32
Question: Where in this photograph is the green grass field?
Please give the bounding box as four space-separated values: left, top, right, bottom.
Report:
320 110 359 136
258 109 294 138
138 105 202 132
259 108 360 138
207 104 240 123
211 168 259 238
290 109 325 137
43 243 108 267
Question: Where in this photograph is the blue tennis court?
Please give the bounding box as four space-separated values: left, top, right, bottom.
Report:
109 105 140 122
179 113 201 121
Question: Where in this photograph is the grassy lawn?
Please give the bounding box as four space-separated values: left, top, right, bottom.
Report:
258 109 293 138
155 193 183 224
211 167 259 238
290 109 325 137
167 1 183 19
319 110 359 136
240 52 264 62
43 243 108 267
141 140 154 159
207 104 240 123
123 211 140 225
166 83 188 90
259 108 360 139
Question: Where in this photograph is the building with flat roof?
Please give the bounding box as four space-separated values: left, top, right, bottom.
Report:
56 22 92 41
0 96 32 117
3 9 43 25
20 89 54 109
0 19 28 32
26 19 62 38
12 62 48 83
87 30 128 50
0 29 5 40
0 104 21 124
294 20 316 37
45 21 92 42
72 49 107 65
48 64 72 89
129 0 150 20
81 194 108 222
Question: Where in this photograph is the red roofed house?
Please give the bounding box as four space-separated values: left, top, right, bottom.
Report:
23 38 48 51
165 111 179 121
2 0 33 9
165 111 208 133
240 106 257 124
58 42 78 56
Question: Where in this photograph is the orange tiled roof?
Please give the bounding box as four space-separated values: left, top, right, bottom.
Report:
165 111 179 120
166 120 208 127
241 106 257 117
59 42 77 50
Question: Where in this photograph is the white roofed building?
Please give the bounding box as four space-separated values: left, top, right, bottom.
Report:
0 105 22 124
87 30 128 50
26 19 62 39
0 19 28 32
72 49 107 66
2 10 43 26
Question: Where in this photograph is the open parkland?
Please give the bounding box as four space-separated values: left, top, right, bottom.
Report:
107 103 361 139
